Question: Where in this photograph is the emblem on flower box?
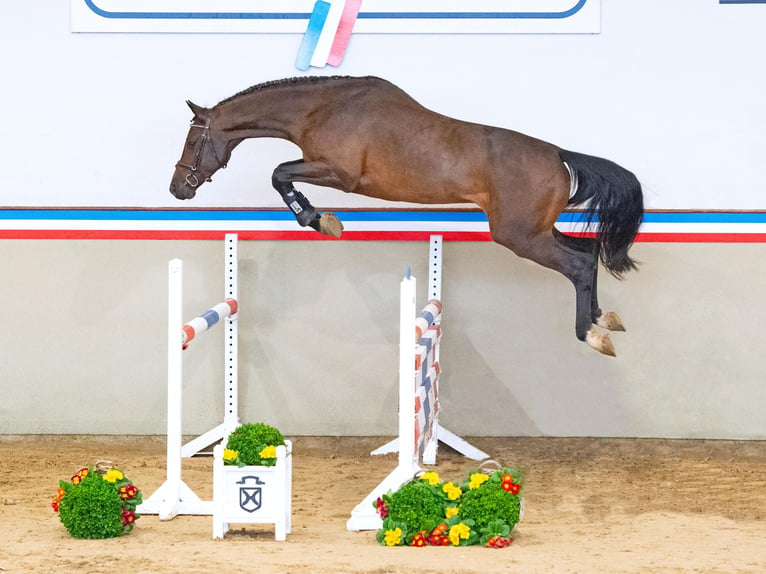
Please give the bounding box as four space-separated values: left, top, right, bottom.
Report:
237 475 265 512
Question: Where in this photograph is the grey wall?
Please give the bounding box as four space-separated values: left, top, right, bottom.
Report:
2 238 763 439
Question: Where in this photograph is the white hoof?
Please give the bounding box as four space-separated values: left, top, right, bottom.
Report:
586 327 616 357
597 311 626 332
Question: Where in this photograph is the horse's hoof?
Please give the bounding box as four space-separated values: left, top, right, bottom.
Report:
597 311 626 332
586 328 617 357
319 211 344 238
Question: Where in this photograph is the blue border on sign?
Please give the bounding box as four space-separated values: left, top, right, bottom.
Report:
81 0 588 20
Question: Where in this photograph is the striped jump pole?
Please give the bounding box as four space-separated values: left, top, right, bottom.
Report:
182 299 238 348
138 234 240 520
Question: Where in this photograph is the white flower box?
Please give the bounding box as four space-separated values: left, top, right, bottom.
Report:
212 440 292 540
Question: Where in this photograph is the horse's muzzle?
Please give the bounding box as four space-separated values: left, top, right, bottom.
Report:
169 180 196 200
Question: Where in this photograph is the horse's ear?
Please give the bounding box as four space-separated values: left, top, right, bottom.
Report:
186 100 208 120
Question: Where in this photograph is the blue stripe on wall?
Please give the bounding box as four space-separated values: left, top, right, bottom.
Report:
2 209 766 224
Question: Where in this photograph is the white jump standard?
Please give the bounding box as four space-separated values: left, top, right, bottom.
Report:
347 235 488 531
138 233 240 520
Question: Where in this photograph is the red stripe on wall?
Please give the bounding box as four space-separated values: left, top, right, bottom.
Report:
2 229 766 242
0 230 495 241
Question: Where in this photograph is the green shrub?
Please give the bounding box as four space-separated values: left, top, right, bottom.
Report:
374 467 523 548
55 467 141 539
458 472 521 531
384 480 446 533
225 422 285 466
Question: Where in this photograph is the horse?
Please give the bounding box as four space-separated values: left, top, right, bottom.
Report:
169 76 644 356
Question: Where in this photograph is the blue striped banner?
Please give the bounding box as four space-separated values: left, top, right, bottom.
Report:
295 1 331 71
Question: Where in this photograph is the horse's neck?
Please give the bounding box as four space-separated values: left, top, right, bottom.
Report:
213 87 323 143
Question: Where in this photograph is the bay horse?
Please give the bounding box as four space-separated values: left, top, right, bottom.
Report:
169 76 643 356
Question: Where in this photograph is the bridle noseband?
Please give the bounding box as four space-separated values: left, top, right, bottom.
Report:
175 118 227 188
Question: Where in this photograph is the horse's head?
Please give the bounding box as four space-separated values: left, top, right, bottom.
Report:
169 101 230 200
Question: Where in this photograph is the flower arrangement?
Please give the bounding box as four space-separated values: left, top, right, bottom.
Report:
52 462 142 539
373 465 522 549
223 422 285 467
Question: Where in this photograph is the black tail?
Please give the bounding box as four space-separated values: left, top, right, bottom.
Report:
559 149 644 278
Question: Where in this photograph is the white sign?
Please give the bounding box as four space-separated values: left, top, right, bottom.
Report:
71 0 600 34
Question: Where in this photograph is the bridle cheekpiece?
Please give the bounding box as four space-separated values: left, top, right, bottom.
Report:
175 118 227 188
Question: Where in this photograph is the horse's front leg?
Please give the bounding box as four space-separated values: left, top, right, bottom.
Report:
271 159 345 238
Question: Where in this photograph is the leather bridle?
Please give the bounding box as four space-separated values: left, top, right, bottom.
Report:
175 118 227 188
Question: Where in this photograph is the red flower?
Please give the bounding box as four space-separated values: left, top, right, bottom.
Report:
488 536 513 548
70 468 89 485
411 533 426 547
121 509 136 526
424 523 450 546
501 476 521 494
51 487 65 512
374 497 388 518
119 483 138 500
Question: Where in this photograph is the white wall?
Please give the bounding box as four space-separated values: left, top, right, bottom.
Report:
1 1 765 209
1 1 765 438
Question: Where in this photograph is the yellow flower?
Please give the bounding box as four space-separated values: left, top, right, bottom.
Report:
445 506 459 519
223 449 239 462
103 469 124 483
384 527 403 546
442 482 462 501
449 522 471 546
469 472 490 489
259 445 277 459
420 471 440 486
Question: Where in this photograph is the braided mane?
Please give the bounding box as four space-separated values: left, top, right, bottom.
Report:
215 76 362 107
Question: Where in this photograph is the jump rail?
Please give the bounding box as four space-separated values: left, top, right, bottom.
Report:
138 234 240 520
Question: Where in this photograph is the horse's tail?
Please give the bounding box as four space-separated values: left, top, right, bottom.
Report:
559 149 644 278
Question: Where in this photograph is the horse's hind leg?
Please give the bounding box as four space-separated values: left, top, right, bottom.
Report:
552 229 625 332
271 159 344 238
493 225 617 356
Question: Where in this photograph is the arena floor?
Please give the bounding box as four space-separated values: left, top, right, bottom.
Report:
1 436 765 573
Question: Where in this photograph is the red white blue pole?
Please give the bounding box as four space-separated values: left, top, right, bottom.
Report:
181 299 238 348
